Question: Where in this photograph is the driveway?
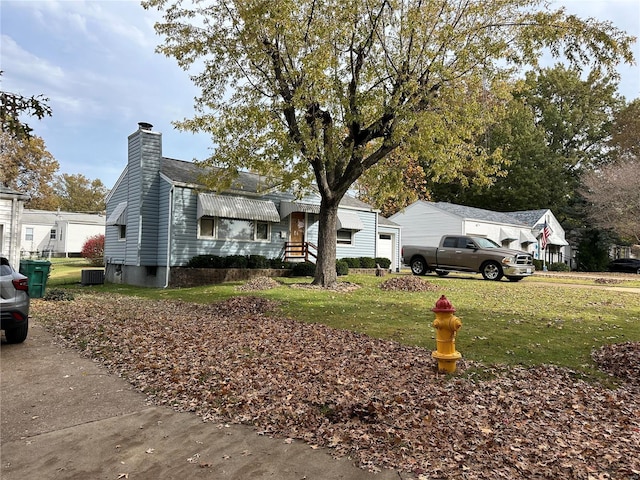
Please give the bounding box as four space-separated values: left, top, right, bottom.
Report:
1 319 401 480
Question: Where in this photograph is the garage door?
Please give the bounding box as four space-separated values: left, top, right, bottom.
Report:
377 233 393 265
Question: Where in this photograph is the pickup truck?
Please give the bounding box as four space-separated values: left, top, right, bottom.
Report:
402 235 535 282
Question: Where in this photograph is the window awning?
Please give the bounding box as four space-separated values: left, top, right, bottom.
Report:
279 200 321 219
548 233 569 246
499 227 519 241
106 201 127 226
519 230 538 244
337 210 364 231
197 193 280 223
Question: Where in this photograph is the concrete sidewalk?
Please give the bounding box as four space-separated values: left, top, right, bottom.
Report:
1 320 402 480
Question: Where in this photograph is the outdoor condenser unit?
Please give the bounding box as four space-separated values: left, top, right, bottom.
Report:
81 269 105 286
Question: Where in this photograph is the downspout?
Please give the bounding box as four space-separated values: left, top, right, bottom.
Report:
163 184 174 288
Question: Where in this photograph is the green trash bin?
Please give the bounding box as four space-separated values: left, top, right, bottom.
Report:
19 259 52 298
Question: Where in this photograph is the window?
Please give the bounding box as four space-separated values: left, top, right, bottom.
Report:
118 225 126 240
200 218 215 237
50 229 57 240
199 216 270 241
25 228 34 241
337 229 354 245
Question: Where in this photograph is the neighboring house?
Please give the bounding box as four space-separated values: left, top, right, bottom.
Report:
507 209 570 266
104 122 401 287
21 209 106 258
390 201 570 266
0 186 29 266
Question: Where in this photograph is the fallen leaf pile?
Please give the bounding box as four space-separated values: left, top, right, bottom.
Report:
595 278 623 285
290 281 361 292
592 342 640 386
235 276 281 291
33 294 640 479
380 276 440 292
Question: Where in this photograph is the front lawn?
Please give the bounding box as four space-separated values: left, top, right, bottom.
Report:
47 271 640 377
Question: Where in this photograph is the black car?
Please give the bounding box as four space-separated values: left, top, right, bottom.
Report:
607 258 640 274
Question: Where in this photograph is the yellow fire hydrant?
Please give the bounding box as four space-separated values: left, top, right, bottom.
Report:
431 295 462 373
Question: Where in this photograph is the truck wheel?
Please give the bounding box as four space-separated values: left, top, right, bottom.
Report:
410 257 427 276
481 261 503 281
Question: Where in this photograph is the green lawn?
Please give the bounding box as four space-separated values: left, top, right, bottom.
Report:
45 266 640 378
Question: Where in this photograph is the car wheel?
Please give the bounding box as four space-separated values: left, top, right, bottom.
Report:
637 267 640 275
435 270 449 277
506 276 523 282
481 261 503 281
5 322 28 344
410 257 427 276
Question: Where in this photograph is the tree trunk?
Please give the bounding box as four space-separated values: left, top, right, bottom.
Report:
312 199 339 287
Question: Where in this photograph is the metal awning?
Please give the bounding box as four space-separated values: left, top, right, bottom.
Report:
499 227 519 241
197 193 280 222
106 201 127 226
519 230 537 244
337 210 364 231
548 233 569 246
279 200 321 219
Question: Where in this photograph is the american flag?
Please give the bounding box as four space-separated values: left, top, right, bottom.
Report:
541 222 551 249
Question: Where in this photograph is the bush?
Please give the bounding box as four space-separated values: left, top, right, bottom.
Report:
374 257 392 269
336 260 349 276
269 258 289 269
224 255 249 268
247 255 270 269
533 259 544 271
81 234 104 266
187 255 226 268
549 262 570 272
343 257 361 268
359 257 377 268
291 262 316 277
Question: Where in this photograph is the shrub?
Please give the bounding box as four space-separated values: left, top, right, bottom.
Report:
549 262 570 272
359 257 377 268
336 260 349 276
269 258 288 269
343 257 361 268
223 255 249 268
291 262 316 277
187 255 226 268
81 234 104 266
374 257 392 269
247 255 270 269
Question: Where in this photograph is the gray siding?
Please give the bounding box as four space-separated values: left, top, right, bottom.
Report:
337 209 377 259
104 179 128 263
156 178 172 266
169 187 289 266
139 131 162 265
125 133 142 265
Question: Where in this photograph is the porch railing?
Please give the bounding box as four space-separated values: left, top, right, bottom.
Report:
283 242 318 263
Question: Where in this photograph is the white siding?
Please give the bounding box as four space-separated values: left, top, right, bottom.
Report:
390 201 463 247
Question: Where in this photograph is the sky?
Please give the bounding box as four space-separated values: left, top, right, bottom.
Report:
2 0 639 191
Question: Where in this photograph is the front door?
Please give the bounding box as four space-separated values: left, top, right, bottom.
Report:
290 212 306 257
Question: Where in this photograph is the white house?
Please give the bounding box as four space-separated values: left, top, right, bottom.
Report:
0 186 29 266
21 209 105 258
390 201 570 266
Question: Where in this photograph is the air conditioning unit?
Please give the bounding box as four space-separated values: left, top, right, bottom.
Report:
81 269 105 286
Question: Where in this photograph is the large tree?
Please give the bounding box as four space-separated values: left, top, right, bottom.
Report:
145 0 634 286
53 173 107 212
428 66 624 212
0 132 59 209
